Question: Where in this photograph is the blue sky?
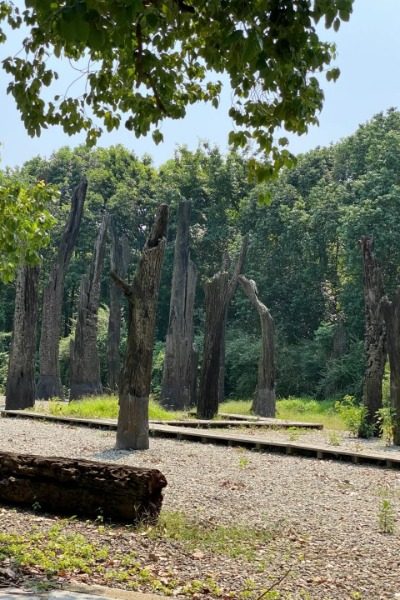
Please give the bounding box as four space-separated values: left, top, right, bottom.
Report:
1 0 400 168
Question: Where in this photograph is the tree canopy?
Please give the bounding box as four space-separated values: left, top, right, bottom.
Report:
1 0 352 175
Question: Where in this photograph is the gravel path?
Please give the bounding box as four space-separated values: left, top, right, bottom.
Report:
0 418 400 599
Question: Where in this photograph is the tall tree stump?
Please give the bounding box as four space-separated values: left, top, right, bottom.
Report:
161 201 197 410
5 266 39 410
37 179 87 400
381 290 400 445
70 213 109 399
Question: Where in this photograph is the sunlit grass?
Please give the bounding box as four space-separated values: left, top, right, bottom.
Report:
33 395 187 421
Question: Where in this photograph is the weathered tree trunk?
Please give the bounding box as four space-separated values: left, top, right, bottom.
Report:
238 275 276 417
113 205 168 450
160 201 197 409
198 237 248 419
360 236 386 435
0 450 167 523
218 253 230 404
107 224 130 391
37 179 87 399
381 290 400 445
70 214 109 400
5 266 40 410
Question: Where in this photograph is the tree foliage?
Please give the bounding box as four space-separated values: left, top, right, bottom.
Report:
1 0 352 173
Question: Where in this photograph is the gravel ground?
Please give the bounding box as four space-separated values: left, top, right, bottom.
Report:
0 417 400 599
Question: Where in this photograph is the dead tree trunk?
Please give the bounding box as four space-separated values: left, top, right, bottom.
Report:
160 201 197 409
197 237 248 419
107 225 130 391
0 451 167 523
70 214 109 400
112 205 168 450
37 179 87 399
360 236 386 435
381 290 400 445
238 275 276 417
5 266 40 410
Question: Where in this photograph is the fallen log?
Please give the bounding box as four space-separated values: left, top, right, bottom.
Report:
0 451 167 523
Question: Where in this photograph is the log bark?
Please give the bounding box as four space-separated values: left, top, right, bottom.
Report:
238 275 276 417
107 224 130 391
197 237 248 419
360 236 386 434
0 451 167 523
37 179 87 400
381 290 400 445
160 201 197 409
5 266 40 410
114 204 168 450
70 213 110 399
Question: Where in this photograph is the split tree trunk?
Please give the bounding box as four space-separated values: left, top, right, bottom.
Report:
360 236 386 434
197 237 248 419
36 179 87 399
5 266 40 410
113 205 168 450
160 201 197 409
238 275 276 417
0 450 167 523
107 224 130 391
70 213 110 400
381 290 400 446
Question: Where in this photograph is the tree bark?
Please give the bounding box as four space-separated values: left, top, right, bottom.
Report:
160 201 197 409
238 275 276 417
381 290 400 445
113 204 168 450
360 236 386 434
5 266 40 410
70 213 110 399
37 179 87 399
0 451 167 523
197 237 248 419
107 224 130 391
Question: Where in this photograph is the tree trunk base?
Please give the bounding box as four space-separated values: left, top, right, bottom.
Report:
252 387 276 417
36 375 64 401
117 394 149 450
0 451 166 523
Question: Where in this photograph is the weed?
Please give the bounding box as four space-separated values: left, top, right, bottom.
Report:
327 431 341 446
377 406 395 446
287 427 304 442
239 456 250 469
335 396 373 437
378 489 396 534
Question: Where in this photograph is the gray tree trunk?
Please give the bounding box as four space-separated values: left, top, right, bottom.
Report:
381 290 400 445
360 236 386 435
218 253 230 403
5 266 40 410
37 179 87 399
160 201 197 409
197 237 248 419
70 213 109 400
113 205 168 450
107 224 130 391
238 275 276 417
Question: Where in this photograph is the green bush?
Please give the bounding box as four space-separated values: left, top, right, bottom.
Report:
335 395 373 437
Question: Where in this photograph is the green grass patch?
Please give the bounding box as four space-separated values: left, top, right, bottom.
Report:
33 395 187 421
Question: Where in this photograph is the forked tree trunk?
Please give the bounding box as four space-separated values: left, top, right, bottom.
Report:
70 214 109 400
197 237 248 419
113 205 168 450
238 275 276 417
5 266 39 410
381 290 400 445
360 236 386 434
36 179 87 399
160 201 197 409
107 225 130 391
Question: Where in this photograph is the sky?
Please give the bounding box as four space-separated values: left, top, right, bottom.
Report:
1 0 400 168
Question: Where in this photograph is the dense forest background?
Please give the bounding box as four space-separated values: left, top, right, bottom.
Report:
2 109 400 402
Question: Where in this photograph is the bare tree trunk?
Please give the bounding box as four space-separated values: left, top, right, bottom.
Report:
70 214 109 400
238 275 276 417
360 236 386 435
218 253 230 403
113 205 168 450
198 237 248 419
5 266 39 410
107 224 130 391
161 201 197 409
381 290 400 445
37 179 87 399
